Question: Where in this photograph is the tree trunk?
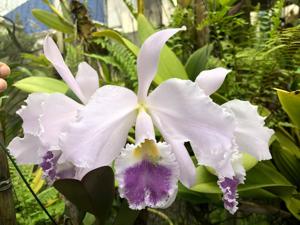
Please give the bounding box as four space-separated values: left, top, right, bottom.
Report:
0 149 16 225
144 0 162 28
194 0 209 48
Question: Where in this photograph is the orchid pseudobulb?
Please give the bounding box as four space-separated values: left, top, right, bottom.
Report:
7 37 99 181
60 28 240 209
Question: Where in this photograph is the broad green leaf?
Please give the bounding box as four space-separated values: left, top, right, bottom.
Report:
276 89 300 129
185 44 213 80
32 9 74 33
54 167 114 223
137 14 188 84
14 77 68 93
92 30 139 56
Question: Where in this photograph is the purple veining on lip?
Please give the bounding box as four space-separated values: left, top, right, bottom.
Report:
218 176 240 214
123 160 173 207
40 151 76 182
40 151 59 181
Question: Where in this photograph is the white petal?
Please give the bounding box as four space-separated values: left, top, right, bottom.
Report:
168 141 196 188
137 27 185 101
222 100 274 160
17 93 48 135
39 93 82 150
7 134 43 164
147 79 236 178
75 62 99 102
195 67 231 95
43 36 86 103
61 85 138 168
135 110 155 143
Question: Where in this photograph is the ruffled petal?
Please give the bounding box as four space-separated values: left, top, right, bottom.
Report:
39 93 82 150
60 85 138 168
195 68 231 95
75 62 99 101
147 79 236 178
7 134 43 164
217 176 242 214
43 36 86 103
137 27 185 101
115 140 179 209
222 100 274 160
17 93 48 135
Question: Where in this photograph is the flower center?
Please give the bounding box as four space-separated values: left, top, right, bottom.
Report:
133 140 160 161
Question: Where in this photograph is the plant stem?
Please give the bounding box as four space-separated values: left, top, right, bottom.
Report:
0 142 58 225
147 208 173 225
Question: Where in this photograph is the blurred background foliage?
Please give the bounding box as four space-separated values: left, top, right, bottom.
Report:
1 0 300 224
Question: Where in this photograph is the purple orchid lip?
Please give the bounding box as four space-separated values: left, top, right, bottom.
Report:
218 176 240 214
116 140 180 209
123 159 173 208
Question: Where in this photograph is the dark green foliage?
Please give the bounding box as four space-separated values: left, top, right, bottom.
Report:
54 167 115 224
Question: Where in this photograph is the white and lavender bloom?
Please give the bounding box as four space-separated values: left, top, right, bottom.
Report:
61 28 238 209
195 68 274 214
7 36 99 181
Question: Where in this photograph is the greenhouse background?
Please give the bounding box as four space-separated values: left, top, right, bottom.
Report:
0 0 300 225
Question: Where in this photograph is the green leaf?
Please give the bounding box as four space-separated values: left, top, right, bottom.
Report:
276 89 300 129
275 130 300 157
137 14 188 84
92 30 139 56
272 140 300 187
282 196 300 220
32 9 74 33
191 162 295 196
113 200 139 225
185 44 213 80
54 167 115 223
83 213 96 225
14 77 68 93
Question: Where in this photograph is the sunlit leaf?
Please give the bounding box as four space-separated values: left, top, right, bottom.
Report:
276 89 300 129
32 9 74 33
14 77 68 93
92 30 139 55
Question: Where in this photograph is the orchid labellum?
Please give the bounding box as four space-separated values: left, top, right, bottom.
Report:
60 28 240 209
8 37 99 181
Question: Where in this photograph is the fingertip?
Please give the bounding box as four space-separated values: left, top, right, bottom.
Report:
0 79 8 92
0 63 11 78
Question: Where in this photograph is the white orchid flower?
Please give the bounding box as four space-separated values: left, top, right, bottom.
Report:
61 28 238 209
8 36 99 181
195 68 274 214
